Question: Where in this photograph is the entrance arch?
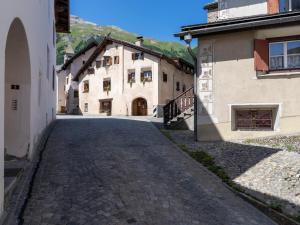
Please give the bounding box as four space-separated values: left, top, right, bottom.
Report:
132 98 148 116
5 18 31 158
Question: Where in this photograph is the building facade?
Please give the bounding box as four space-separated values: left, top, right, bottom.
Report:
57 42 98 114
0 0 69 218
177 0 300 141
67 37 194 117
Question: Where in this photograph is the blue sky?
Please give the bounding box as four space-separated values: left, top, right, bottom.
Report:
70 0 211 43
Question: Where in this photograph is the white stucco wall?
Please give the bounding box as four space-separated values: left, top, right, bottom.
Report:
218 0 268 19
197 25 300 141
78 42 193 117
0 0 57 215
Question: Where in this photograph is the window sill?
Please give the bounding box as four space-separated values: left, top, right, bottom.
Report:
257 71 300 78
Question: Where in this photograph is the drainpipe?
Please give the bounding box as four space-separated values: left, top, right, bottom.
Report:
184 33 198 142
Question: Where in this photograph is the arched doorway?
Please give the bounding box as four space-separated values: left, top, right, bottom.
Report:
132 98 147 116
5 18 31 158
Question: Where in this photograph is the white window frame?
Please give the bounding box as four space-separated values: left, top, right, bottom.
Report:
269 40 300 70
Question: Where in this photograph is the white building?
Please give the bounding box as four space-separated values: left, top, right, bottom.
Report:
64 36 194 117
0 0 69 218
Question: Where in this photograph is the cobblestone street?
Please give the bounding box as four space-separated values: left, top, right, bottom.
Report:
22 116 277 225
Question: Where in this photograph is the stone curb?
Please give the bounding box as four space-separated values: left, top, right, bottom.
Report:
2 120 58 225
225 184 300 225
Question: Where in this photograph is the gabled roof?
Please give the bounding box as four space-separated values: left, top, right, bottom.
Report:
73 36 194 81
60 41 99 71
55 0 70 33
175 11 300 39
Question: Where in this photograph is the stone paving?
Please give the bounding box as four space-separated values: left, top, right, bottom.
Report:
167 130 300 218
22 116 277 225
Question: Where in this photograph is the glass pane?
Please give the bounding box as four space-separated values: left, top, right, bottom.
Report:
270 56 284 70
287 41 300 55
292 0 300 10
280 0 289 12
270 43 284 56
288 55 300 68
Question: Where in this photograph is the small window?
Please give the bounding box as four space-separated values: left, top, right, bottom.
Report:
176 82 180 91
163 73 168 82
96 61 102 68
74 90 79 98
103 56 112 66
87 67 95 74
83 81 89 93
141 70 152 82
66 77 69 85
128 71 136 83
84 103 88 112
52 66 55 91
269 40 300 70
82 60 86 65
114 56 120 64
103 79 111 92
182 84 186 92
132 52 144 61
235 109 273 130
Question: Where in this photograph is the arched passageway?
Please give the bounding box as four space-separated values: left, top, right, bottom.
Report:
132 98 148 116
5 18 31 158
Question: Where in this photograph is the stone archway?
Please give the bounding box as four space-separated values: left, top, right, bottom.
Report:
4 18 31 158
132 98 148 116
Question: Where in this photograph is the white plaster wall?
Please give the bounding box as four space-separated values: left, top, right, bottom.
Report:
218 0 268 19
78 42 191 117
0 0 57 214
64 47 96 114
197 25 300 141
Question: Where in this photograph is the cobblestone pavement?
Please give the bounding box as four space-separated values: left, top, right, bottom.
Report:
167 130 300 217
22 116 277 225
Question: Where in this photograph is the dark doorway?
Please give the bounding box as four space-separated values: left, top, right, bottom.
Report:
132 98 147 116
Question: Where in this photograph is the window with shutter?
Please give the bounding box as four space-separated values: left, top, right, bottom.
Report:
254 39 269 72
114 56 120 64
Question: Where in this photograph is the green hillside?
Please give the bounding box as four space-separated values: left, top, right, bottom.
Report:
56 18 194 65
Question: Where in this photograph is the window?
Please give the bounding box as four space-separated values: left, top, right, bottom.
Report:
74 90 79 98
100 100 112 115
132 52 144 60
103 56 112 66
235 109 273 130
84 103 88 112
182 84 186 92
114 56 120 64
163 73 168 82
82 60 86 65
269 40 300 70
47 45 50 80
52 66 55 91
128 71 136 83
66 77 69 85
83 81 89 93
103 79 111 92
96 61 102 68
141 70 152 82
176 82 180 91
87 67 95 74
280 0 300 12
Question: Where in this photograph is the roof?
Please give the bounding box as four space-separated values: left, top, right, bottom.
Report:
60 41 99 71
175 11 300 39
55 0 70 33
73 36 194 81
203 1 218 10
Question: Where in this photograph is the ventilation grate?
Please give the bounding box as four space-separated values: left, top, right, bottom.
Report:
11 100 17 111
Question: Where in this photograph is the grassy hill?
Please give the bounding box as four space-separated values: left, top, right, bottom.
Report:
56 16 194 65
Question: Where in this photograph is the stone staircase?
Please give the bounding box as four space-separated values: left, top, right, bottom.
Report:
163 87 195 130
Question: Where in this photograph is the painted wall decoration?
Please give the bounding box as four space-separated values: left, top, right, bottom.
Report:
198 42 214 116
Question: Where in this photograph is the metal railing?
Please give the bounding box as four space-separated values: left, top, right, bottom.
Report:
163 87 194 125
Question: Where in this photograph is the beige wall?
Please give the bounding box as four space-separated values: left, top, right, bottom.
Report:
197 25 300 141
78 42 193 117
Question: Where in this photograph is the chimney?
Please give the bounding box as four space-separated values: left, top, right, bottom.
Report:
135 36 144 46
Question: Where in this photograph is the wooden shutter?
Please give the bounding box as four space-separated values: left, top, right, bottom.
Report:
268 0 279 14
254 39 269 72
